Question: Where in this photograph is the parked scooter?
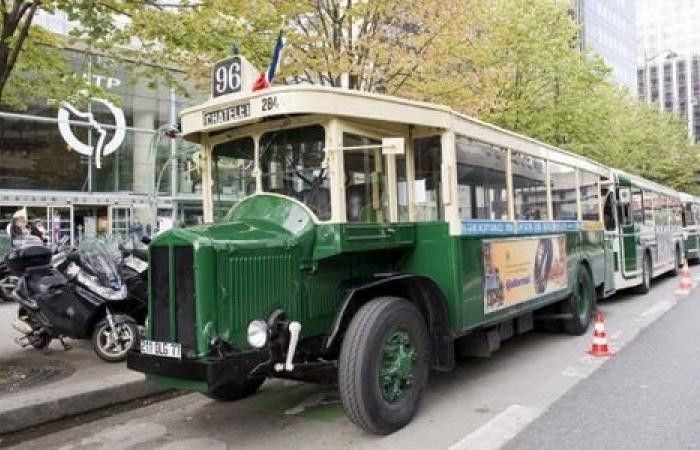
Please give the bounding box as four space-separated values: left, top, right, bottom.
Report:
10 239 141 362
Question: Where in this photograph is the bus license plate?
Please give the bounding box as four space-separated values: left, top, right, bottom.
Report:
141 340 181 359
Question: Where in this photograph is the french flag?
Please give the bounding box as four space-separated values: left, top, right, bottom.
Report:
253 30 284 91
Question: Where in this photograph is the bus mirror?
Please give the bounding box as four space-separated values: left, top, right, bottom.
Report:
618 189 631 205
381 137 405 155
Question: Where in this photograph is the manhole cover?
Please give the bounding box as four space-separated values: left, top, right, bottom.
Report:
0 359 75 394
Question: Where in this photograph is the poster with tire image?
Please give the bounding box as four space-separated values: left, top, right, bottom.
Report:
483 235 567 314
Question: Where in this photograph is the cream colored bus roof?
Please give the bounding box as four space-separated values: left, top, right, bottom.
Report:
180 84 609 176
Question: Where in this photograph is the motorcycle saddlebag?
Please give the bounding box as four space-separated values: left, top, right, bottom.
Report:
6 246 51 272
37 286 98 338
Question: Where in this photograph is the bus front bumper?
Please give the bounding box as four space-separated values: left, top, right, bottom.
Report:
127 350 269 391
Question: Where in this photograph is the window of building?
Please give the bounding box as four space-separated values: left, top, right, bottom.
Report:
260 125 330 220
512 151 547 220
579 170 600 221
549 162 577 221
455 137 508 220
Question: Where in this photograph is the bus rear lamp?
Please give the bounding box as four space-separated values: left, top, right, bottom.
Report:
275 321 301 372
247 320 269 348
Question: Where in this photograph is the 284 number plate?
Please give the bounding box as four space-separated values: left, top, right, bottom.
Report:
141 340 181 359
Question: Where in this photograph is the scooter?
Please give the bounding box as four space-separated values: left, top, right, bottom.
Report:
10 239 140 362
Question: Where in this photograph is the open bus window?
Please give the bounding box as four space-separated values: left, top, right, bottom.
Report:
549 162 577 221
456 137 508 220
603 191 616 231
260 125 330 221
579 170 600 221
343 133 387 223
512 151 547 220
413 136 443 221
631 187 644 224
212 137 255 220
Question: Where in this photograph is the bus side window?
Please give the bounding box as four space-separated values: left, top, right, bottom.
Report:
413 136 443 221
455 137 508 220
343 133 387 224
603 192 616 231
512 151 547 220
618 187 632 226
631 187 644 224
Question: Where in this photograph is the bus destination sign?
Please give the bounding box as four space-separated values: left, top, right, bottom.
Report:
202 102 250 126
211 56 242 98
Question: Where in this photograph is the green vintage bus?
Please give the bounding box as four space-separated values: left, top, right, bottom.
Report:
129 57 631 434
680 192 700 263
600 171 684 294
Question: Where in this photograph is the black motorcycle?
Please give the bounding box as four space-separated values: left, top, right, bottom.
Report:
10 239 141 362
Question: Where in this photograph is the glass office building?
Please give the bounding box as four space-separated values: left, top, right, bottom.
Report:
0 47 208 245
637 0 700 144
572 0 638 92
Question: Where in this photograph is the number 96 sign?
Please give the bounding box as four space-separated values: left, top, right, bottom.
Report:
212 56 242 97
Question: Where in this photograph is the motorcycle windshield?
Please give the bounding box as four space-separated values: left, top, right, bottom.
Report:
78 240 122 289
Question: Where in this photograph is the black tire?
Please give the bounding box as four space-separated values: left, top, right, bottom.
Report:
92 319 140 362
338 296 430 435
205 378 265 402
561 266 595 335
29 332 51 350
635 253 652 294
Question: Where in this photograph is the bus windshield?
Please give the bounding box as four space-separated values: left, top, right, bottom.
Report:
259 125 330 220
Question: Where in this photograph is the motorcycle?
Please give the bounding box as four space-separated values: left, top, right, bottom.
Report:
10 238 141 362
1 235 70 302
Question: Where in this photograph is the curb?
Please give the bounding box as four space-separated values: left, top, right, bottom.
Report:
0 378 169 435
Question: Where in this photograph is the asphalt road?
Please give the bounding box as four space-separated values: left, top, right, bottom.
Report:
6 266 698 450
504 272 700 449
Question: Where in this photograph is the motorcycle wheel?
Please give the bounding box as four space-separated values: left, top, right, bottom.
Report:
92 319 140 363
29 333 51 350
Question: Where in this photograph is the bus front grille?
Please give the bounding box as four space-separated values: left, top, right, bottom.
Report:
149 245 196 353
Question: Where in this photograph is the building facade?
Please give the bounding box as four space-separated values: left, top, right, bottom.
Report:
0 47 207 245
572 0 638 91
0 9 211 245
636 0 700 144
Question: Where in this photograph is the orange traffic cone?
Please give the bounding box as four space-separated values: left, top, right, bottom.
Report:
587 311 614 357
674 260 695 296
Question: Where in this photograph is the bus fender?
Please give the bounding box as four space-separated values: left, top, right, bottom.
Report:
322 274 454 371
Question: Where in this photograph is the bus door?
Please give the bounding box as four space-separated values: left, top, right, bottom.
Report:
601 185 617 293
618 186 642 277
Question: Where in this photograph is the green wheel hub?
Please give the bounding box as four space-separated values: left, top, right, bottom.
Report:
379 329 417 403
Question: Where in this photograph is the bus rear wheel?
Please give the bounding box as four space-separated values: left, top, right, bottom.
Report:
635 254 652 294
338 297 429 435
562 266 595 335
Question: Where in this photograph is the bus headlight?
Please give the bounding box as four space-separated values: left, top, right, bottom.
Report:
247 320 269 348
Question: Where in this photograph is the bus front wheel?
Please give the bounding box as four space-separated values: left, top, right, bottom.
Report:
338 296 430 435
562 266 595 335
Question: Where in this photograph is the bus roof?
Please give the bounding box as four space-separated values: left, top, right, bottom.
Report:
180 85 609 176
679 192 700 203
611 169 680 197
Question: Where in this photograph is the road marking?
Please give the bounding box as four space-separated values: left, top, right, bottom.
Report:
641 299 675 318
448 404 542 450
561 366 586 378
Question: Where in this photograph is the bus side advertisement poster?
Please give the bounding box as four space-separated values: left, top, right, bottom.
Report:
483 235 567 314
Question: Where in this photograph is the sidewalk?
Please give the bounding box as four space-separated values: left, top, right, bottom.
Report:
0 302 167 435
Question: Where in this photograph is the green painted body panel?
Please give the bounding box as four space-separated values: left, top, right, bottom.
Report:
142 194 606 390
621 224 640 274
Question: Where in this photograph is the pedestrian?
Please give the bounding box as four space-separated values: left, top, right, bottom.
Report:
9 209 28 245
30 218 48 244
